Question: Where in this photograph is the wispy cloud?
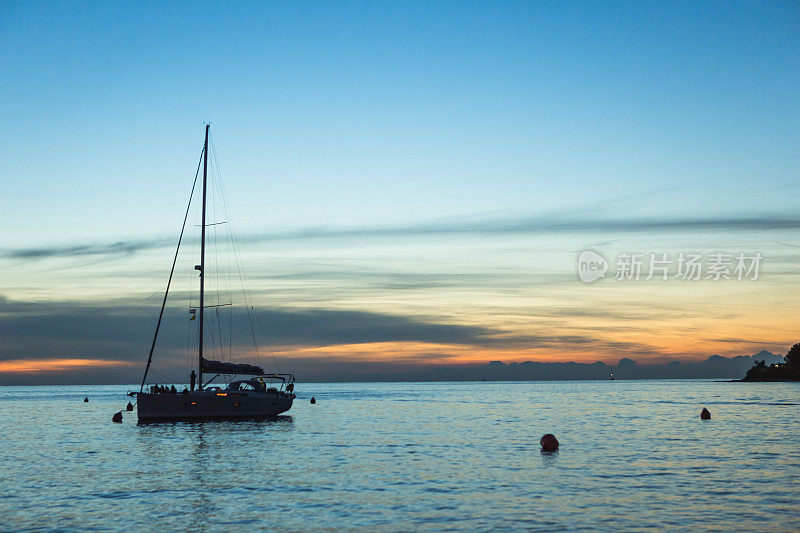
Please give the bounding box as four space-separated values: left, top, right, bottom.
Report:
3 213 799 261
1 239 171 260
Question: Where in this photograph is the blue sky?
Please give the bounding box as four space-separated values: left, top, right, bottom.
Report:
1 1 799 383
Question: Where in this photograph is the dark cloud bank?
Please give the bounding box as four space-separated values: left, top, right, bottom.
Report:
0 295 493 361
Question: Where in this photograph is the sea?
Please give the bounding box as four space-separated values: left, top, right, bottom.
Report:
1 380 798 532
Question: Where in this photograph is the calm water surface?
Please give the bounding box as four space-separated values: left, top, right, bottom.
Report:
1 380 798 531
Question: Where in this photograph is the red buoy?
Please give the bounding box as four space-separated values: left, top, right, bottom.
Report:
540 433 559 452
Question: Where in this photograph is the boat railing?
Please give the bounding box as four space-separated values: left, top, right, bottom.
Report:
255 373 295 393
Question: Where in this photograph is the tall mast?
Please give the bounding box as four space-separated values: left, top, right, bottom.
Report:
198 124 209 389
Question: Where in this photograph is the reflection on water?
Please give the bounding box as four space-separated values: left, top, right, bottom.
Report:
131 416 297 528
137 415 294 428
1 381 799 531
540 450 559 467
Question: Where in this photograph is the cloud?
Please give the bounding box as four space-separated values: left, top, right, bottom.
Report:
4 213 799 260
1 239 171 260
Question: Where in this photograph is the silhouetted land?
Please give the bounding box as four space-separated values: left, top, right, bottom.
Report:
294 350 786 382
741 343 800 382
741 364 800 381
415 351 783 382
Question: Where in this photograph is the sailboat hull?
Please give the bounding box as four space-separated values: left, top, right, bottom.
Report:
136 390 294 422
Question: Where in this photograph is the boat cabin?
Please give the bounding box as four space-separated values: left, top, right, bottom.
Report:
226 379 266 392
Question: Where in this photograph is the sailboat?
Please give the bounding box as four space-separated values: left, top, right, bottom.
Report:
129 125 295 422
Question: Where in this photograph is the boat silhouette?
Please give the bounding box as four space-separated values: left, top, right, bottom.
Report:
129 125 295 422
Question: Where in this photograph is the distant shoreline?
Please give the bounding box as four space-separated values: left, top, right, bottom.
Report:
5 377 800 387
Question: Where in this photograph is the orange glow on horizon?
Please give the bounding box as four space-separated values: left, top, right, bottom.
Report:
263 334 794 366
0 358 136 374
268 341 687 366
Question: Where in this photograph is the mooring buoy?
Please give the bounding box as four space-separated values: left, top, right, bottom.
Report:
84 397 89 402
310 396 316 404
540 433 559 452
700 407 711 420
112 411 123 423
126 402 133 411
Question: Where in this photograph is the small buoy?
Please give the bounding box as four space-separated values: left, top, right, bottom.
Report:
540 433 559 452
126 402 133 411
310 397 316 404
112 411 123 423
84 397 89 402
700 407 711 420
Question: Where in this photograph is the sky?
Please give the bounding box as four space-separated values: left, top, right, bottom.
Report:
1 1 799 384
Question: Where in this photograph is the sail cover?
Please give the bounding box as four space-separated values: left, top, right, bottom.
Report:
201 358 264 375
